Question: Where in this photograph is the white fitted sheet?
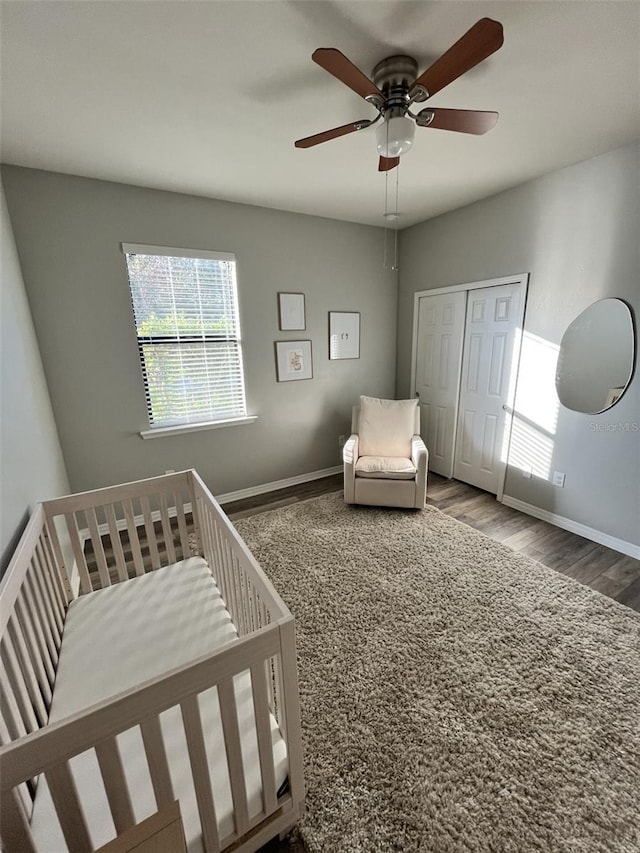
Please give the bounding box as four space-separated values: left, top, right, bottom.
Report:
30 558 288 851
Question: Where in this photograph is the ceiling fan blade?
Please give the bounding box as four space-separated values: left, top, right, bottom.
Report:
411 18 503 99
378 156 399 172
295 119 372 149
313 48 383 102
417 108 499 135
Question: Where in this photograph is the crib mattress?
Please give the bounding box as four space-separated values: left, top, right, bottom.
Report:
29 558 288 851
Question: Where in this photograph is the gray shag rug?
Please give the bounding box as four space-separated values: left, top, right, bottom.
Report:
234 494 640 853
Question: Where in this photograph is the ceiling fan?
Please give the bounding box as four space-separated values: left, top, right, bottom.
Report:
295 18 504 172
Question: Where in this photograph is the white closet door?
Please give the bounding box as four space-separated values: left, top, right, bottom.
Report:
453 282 524 494
414 291 466 477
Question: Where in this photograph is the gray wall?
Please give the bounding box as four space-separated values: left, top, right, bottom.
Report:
1 181 70 574
2 167 397 496
398 143 639 546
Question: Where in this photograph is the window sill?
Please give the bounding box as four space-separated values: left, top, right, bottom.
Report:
139 415 258 440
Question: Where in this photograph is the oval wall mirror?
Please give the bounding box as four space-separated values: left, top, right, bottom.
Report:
556 298 635 414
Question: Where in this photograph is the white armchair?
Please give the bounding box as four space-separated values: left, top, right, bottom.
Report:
344 396 428 509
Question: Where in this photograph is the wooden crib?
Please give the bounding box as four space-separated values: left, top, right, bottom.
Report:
0 470 304 852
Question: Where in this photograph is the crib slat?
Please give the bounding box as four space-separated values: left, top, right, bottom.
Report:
273 653 288 741
24 569 59 666
85 507 111 589
105 503 128 583
7 618 48 726
0 657 29 741
95 737 135 833
34 540 64 634
159 494 176 564
233 554 248 636
218 678 250 835
218 530 234 618
206 510 220 582
200 505 215 576
235 555 248 637
140 496 161 570
14 599 53 703
40 529 68 615
249 662 278 814
192 493 206 559
181 694 221 853
0 787 37 853
16 780 33 829
197 496 214 568
216 535 232 611
249 579 260 635
0 707 33 820
223 539 239 631
174 490 191 560
44 518 72 604
278 619 304 804
122 499 145 576
210 522 227 601
64 512 94 594
18 580 56 683
1 634 39 734
46 761 93 853
29 551 62 648
230 553 243 635
207 520 222 591
140 714 175 809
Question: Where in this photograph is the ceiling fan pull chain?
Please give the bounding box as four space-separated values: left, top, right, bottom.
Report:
393 165 400 272
383 166 389 269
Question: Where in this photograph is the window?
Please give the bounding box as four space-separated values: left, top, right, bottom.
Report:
122 243 248 431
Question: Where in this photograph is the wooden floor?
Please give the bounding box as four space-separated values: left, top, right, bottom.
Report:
224 472 640 613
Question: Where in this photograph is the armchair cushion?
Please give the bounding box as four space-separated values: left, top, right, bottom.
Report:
355 456 417 480
358 396 418 458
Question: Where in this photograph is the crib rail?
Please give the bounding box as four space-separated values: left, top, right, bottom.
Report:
0 624 299 853
190 473 300 746
44 472 194 595
191 472 289 633
0 506 68 763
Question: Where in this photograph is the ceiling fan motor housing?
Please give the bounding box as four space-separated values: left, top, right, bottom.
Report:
371 55 418 119
372 55 418 156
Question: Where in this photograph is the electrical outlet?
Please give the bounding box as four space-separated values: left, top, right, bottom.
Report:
522 465 532 479
552 471 566 487
338 434 347 448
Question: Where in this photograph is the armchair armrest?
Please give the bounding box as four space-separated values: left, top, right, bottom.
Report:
411 435 428 507
411 435 428 471
343 433 359 504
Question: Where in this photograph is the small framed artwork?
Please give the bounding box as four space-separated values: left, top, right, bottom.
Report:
329 311 360 359
278 292 306 331
275 340 313 382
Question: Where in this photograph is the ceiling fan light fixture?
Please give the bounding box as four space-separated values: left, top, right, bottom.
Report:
376 116 415 158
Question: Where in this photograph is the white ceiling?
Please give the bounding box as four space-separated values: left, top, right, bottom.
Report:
1 1 639 228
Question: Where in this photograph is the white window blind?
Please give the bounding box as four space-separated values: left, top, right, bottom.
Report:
122 244 247 429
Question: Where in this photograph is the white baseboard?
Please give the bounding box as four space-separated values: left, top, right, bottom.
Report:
501 496 640 559
215 466 343 505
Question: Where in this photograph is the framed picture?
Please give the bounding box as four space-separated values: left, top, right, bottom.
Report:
329 311 360 359
278 292 306 331
275 340 313 382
